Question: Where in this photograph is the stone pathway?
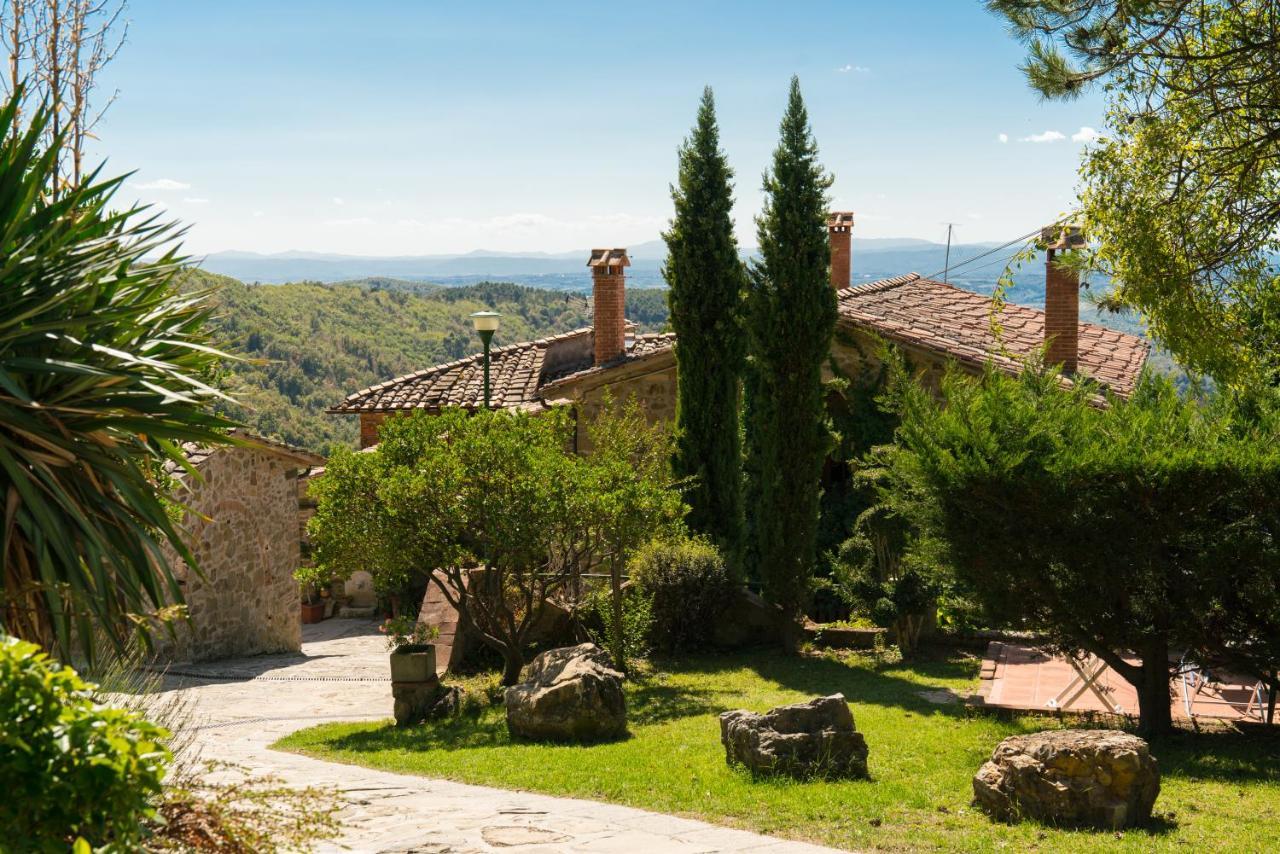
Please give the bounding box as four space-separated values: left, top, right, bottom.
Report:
161 619 846 854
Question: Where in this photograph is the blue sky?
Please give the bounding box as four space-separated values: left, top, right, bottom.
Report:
97 1 1107 256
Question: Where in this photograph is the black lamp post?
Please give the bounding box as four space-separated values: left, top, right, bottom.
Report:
469 311 501 409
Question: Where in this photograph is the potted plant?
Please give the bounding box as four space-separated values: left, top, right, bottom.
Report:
294 565 330 624
381 615 439 682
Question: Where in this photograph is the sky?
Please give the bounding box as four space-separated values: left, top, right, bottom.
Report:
95 1 1109 257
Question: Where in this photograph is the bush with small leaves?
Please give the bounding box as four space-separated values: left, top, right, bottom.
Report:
630 537 734 654
0 636 171 850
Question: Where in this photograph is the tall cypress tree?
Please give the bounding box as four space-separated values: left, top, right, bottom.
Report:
744 77 836 648
662 87 747 569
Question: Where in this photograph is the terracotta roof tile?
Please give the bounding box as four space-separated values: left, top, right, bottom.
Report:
837 273 1149 397
329 327 594 414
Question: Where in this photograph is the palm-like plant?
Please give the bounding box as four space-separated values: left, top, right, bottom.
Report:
0 91 236 658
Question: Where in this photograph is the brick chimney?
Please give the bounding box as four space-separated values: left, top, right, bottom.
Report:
827 212 854 289
588 248 629 365
1041 223 1084 374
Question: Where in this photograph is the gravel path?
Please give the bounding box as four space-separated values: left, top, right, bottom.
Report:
161 619 845 854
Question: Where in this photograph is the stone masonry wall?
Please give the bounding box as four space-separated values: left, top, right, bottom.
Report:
571 361 677 451
157 446 303 662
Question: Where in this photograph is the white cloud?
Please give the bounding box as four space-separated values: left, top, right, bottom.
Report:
1072 126 1101 143
133 178 190 191
183 197 209 205
332 196 345 206
324 216 375 227
1020 130 1066 143
998 133 1009 144
837 64 870 73
252 210 264 217
967 212 984 220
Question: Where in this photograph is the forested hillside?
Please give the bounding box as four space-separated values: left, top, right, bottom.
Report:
180 270 670 452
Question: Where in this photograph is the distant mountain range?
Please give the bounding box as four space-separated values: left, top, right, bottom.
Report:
196 237 1005 288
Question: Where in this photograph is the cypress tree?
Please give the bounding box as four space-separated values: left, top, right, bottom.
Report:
744 77 836 648
662 87 747 569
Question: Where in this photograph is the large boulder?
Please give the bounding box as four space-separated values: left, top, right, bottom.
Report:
719 694 869 779
504 643 626 742
973 729 1160 829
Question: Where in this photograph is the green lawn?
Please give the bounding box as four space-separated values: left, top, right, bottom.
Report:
276 649 1279 852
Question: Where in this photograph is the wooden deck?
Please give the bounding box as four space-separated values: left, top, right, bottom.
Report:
976 641 1274 723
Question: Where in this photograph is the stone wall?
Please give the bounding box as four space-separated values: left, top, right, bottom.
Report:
827 324 953 393
568 359 677 451
157 445 305 662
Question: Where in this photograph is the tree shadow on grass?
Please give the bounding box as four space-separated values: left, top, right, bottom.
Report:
1154 728 1280 785
626 679 722 726
317 709 645 755
665 646 983 721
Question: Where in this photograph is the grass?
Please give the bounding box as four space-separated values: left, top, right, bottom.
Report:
275 648 1280 852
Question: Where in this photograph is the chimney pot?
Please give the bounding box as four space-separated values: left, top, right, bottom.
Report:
588 248 629 365
827 211 854 289
1042 223 1083 374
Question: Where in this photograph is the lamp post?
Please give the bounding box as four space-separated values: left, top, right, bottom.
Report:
469 311 501 409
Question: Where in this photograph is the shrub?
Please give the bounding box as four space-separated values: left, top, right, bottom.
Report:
834 448 943 656
630 538 733 654
0 636 170 850
578 583 654 670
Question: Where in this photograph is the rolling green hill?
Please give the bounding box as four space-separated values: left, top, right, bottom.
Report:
180 270 670 453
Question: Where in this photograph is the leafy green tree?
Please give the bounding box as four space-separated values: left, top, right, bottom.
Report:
584 397 685 670
890 363 1280 736
990 0 1280 383
310 406 682 684
744 77 837 648
662 87 747 569
0 96 234 657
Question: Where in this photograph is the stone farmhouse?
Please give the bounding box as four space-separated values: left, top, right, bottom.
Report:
329 215 1149 445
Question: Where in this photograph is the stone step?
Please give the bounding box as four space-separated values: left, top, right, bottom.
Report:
338 605 376 619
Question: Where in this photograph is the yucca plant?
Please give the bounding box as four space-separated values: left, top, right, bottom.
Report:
0 90 236 660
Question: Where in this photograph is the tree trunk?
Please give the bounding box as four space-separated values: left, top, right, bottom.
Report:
500 648 524 686
609 559 626 673
778 610 802 655
1135 638 1173 739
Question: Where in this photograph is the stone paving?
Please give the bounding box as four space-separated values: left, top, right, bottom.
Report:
161 618 846 854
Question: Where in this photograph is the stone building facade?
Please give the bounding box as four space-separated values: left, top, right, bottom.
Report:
156 432 324 662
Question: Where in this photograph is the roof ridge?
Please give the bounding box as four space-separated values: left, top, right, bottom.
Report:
838 272 920 298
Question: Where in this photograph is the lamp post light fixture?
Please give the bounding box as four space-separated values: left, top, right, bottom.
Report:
469 310 502 409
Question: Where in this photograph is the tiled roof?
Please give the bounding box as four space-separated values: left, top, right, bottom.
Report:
837 273 1149 397
540 332 677 391
329 327 594 414
331 273 1149 416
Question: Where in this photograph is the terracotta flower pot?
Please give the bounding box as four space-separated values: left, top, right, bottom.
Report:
390 643 436 683
301 601 326 624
